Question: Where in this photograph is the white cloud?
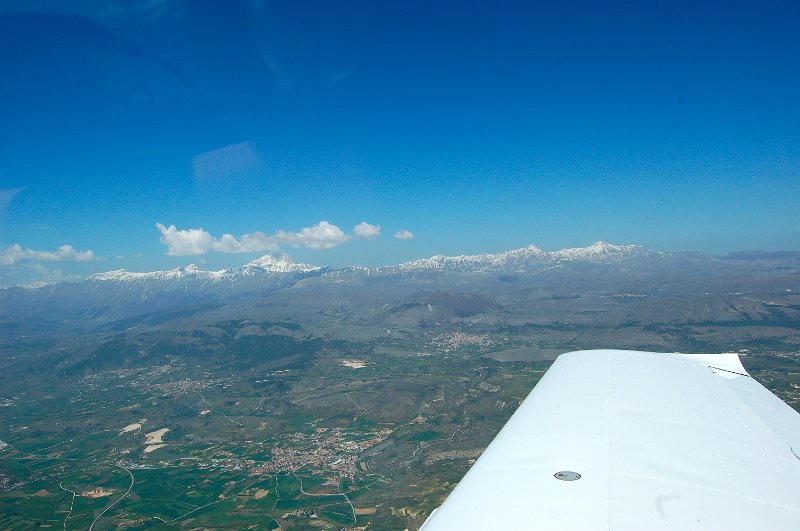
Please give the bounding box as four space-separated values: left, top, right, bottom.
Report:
0 244 96 266
276 221 351 250
213 231 279 253
353 221 381 240
156 223 215 256
394 229 414 240
156 220 355 255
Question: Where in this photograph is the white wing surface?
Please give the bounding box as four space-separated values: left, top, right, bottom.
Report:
420 349 800 530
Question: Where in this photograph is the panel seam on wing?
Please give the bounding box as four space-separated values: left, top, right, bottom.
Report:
706 365 750 378
613 471 800 512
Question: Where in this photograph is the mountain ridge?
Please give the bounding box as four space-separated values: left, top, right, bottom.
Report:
395 241 659 272
2 241 797 326
89 252 321 284
80 241 660 285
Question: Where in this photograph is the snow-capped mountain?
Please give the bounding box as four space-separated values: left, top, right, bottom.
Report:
239 253 321 275
89 253 320 284
0 253 325 323
77 242 658 286
396 241 658 272
90 264 228 283
550 241 659 262
397 245 549 272
0 243 666 323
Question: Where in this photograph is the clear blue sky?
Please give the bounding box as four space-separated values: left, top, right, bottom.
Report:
1 1 798 286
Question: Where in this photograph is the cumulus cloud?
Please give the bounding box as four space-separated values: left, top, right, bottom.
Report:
275 221 350 250
0 244 96 266
156 223 215 256
213 231 279 253
394 229 414 240
156 220 359 256
353 221 381 240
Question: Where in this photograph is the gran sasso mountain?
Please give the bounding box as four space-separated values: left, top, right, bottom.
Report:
1 242 652 321
0 242 796 329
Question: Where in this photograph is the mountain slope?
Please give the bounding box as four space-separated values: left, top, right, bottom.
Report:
396 241 658 272
0 242 684 324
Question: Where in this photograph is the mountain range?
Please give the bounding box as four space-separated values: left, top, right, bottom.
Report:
76 241 661 283
1 241 796 326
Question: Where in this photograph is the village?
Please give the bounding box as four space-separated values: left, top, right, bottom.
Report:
252 427 391 482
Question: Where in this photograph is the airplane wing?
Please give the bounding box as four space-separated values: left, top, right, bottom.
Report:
420 349 800 530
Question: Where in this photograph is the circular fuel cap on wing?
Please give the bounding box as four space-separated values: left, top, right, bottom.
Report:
554 471 581 481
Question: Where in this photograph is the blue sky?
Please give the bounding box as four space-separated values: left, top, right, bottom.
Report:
1 1 799 286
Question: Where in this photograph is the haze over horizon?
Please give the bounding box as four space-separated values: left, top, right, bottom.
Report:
3 239 798 289
1 0 798 287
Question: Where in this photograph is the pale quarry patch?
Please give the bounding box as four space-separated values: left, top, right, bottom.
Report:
144 444 166 453
145 428 169 444
120 422 141 434
424 447 484 466
341 359 366 369
200 410 211 415
83 487 114 498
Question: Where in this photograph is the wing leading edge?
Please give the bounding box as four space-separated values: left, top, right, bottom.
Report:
420 349 800 530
